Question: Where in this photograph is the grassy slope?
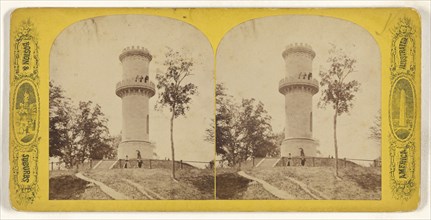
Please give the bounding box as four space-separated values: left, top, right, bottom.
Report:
50 165 379 200
49 170 111 200
83 168 214 200
216 168 279 200
247 166 381 200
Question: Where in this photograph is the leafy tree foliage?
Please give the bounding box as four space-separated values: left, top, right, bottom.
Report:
155 48 197 179
211 83 236 157
318 45 361 177
369 109 381 142
49 82 116 168
267 132 283 158
207 84 279 167
74 101 114 162
49 81 74 158
238 98 277 159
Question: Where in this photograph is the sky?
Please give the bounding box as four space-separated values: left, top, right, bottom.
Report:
216 15 381 163
50 15 215 165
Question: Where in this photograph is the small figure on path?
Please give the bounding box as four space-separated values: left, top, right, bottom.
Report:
136 150 143 168
299 148 306 166
124 155 129 168
287 153 292 166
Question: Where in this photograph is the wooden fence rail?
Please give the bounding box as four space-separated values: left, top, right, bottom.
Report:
215 156 381 169
50 159 215 171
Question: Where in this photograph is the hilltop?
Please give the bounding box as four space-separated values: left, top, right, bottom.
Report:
49 168 214 200
216 165 381 200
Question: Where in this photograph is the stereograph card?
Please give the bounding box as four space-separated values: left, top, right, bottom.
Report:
8 8 422 211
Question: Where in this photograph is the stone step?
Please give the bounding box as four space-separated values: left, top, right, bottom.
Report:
256 158 280 168
93 160 117 169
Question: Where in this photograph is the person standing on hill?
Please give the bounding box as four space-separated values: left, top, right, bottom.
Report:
299 148 306 166
287 153 292 166
136 150 143 168
124 155 129 168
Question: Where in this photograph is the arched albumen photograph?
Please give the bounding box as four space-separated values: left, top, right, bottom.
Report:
49 15 215 200
215 15 381 200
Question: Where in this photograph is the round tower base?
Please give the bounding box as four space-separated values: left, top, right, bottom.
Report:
117 141 154 160
281 137 318 157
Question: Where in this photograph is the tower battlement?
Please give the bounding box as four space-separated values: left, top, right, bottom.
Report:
115 79 156 98
119 46 153 62
278 77 319 95
282 43 316 59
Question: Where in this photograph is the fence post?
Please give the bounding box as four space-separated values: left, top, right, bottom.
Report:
119 159 122 169
51 162 53 171
76 163 79 170
312 157 315 167
90 159 93 169
180 160 183 169
252 157 255 167
149 159 152 169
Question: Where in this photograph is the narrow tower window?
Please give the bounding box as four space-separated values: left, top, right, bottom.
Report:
147 114 149 134
310 112 312 132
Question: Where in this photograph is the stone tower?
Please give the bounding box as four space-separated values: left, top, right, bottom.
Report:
116 46 155 159
278 43 319 157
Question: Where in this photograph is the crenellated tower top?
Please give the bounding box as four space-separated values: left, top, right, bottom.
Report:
282 43 316 60
119 46 153 62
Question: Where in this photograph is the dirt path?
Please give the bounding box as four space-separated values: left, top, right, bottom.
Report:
237 171 296 199
122 179 166 200
216 171 278 199
284 175 330 200
216 172 250 199
238 171 324 200
75 173 130 200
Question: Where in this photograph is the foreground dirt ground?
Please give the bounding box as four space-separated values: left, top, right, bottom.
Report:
49 168 214 200
247 166 381 200
216 165 381 200
50 165 380 200
49 170 111 200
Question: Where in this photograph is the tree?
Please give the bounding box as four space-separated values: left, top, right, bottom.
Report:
49 81 116 168
49 82 78 168
267 132 283 157
74 101 114 162
49 81 69 157
369 109 381 142
207 83 241 166
318 45 361 177
207 84 279 166
211 83 237 158
109 134 122 159
237 98 277 160
155 48 197 180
